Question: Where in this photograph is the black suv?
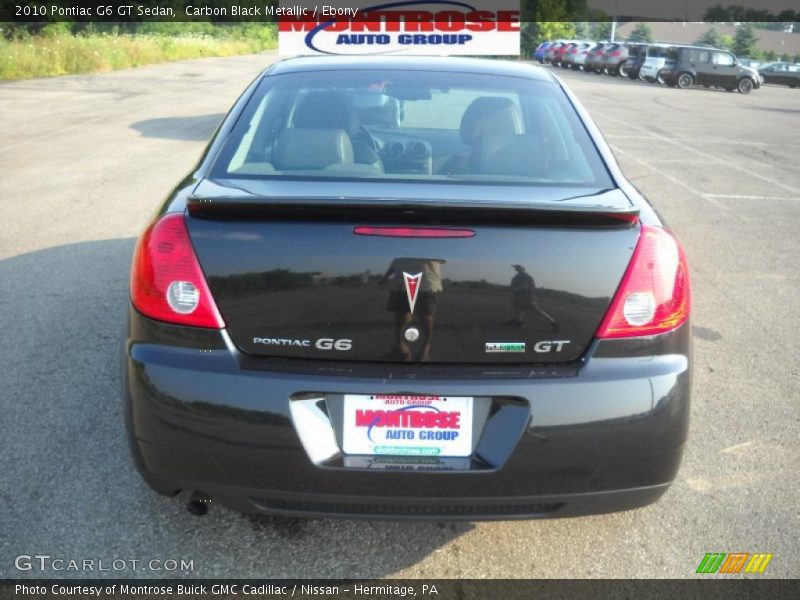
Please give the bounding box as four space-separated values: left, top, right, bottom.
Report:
659 46 760 93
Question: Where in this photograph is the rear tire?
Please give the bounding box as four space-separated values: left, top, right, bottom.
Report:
657 71 667 85
737 78 754 94
618 65 628 78
677 73 694 89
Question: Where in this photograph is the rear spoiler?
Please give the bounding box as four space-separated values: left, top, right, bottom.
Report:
186 196 639 229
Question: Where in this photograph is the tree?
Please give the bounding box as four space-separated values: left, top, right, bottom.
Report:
695 27 721 48
627 23 653 43
732 24 759 58
520 0 584 57
521 21 577 57
573 22 589 39
763 50 778 62
719 35 734 51
591 22 612 40
703 4 729 21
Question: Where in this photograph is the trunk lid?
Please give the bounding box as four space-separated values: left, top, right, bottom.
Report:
186 179 638 364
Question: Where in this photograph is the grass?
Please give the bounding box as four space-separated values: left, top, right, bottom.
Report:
0 32 276 81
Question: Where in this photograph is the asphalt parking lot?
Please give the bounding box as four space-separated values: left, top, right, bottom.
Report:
1 54 798 579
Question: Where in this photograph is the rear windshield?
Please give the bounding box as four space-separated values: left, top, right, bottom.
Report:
210 69 612 187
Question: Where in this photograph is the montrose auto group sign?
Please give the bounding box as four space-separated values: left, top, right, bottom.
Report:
277 0 521 55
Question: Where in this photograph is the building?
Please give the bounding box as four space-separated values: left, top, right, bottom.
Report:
615 22 800 57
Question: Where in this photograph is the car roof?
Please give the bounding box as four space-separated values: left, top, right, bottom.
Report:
659 44 733 52
269 55 554 82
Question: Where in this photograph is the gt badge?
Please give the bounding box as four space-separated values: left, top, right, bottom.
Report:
403 272 423 314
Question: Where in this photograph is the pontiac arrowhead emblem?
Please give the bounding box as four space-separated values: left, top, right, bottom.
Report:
403 272 423 314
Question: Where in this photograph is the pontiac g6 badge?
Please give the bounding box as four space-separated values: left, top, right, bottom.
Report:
403 272 423 314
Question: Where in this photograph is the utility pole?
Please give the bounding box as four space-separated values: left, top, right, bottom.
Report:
610 19 616 42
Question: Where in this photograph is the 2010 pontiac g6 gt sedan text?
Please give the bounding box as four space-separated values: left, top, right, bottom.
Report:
123 56 691 520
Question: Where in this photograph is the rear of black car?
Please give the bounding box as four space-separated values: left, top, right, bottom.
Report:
623 44 649 79
123 58 691 519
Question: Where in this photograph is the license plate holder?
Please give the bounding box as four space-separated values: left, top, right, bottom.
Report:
342 394 473 457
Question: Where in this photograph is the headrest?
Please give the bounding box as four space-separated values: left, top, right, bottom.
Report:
293 92 359 137
470 134 549 178
272 128 354 170
460 97 524 145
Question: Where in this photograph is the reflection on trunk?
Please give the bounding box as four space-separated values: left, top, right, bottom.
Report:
190 218 637 364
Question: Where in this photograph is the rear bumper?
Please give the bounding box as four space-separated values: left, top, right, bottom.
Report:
123 309 691 520
137 477 673 520
599 58 622 70
639 67 661 79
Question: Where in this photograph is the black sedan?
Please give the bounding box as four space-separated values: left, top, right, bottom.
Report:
123 56 692 520
758 62 800 87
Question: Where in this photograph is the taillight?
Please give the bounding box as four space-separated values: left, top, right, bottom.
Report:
610 50 621 56
130 213 224 329
596 225 690 339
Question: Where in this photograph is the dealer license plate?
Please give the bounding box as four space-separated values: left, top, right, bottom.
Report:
342 394 473 457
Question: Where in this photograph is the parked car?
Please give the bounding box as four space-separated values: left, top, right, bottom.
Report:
123 56 692 520
543 41 570 64
639 45 673 82
564 42 594 70
585 42 610 73
532 41 552 63
551 41 575 67
557 42 580 68
553 42 576 67
758 62 800 88
659 46 761 93
623 44 649 79
598 43 630 76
